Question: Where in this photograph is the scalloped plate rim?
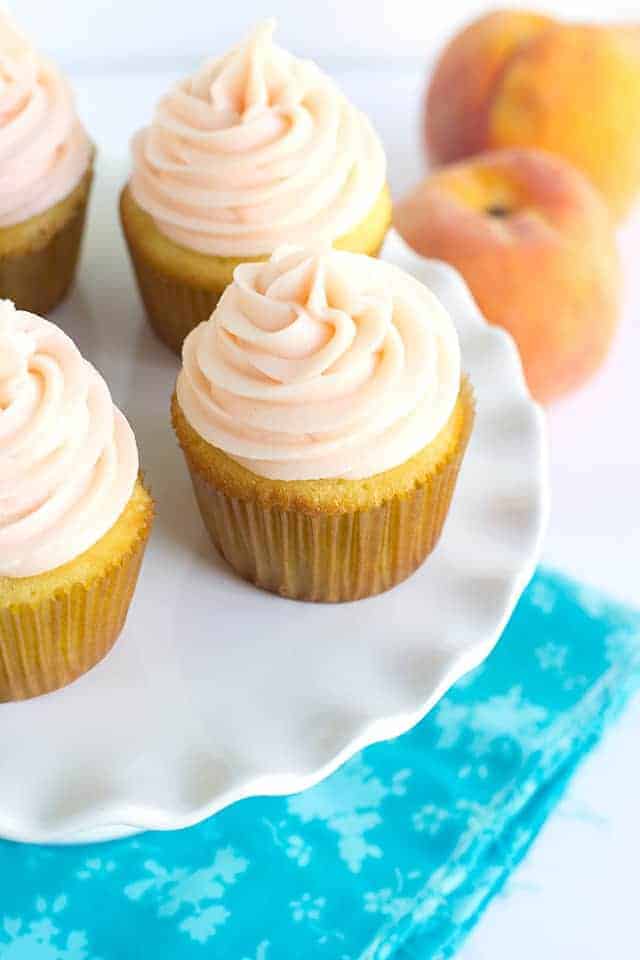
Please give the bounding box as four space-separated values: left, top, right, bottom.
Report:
0 219 549 845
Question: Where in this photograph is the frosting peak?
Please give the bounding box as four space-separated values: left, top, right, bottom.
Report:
0 11 32 63
177 248 461 481
130 22 386 257
198 20 295 120
0 12 90 228
0 302 138 578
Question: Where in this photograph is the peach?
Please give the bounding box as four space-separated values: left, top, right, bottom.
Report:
394 149 620 403
426 11 552 164
426 12 640 219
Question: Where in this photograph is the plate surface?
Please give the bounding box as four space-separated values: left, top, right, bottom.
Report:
0 165 548 844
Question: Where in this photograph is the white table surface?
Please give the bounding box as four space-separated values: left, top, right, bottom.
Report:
67 61 639 959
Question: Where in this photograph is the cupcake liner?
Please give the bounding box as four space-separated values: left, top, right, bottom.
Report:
181 383 474 603
0 169 93 315
123 232 223 354
0 520 150 703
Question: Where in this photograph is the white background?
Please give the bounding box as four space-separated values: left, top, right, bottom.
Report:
7 0 640 66
5 1 640 958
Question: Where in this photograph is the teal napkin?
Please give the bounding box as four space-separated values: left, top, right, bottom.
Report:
0 569 638 960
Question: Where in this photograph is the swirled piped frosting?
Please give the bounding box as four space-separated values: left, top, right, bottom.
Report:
129 21 386 257
0 12 91 228
0 301 138 578
177 247 461 480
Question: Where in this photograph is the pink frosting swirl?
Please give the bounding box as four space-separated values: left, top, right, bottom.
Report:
177 247 461 480
0 301 139 578
0 12 90 228
130 21 386 257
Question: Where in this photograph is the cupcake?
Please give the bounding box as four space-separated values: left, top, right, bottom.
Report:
172 247 473 602
0 13 93 315
121 20 392 354
0 301 153 701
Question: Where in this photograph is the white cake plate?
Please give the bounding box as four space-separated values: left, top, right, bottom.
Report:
0 164 548 844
